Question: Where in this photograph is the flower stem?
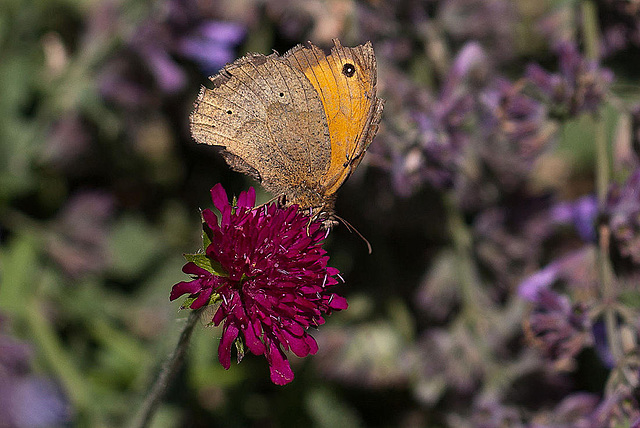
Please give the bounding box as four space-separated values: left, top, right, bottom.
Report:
128 308 204 428
581 0 623 363
580 0 600 61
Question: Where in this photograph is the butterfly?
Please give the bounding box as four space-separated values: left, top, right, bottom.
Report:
190 39 384 227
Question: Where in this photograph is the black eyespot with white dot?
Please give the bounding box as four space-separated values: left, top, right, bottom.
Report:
226 110 232 115
342 63 355 77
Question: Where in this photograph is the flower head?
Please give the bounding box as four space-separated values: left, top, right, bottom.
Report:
382 43 480 195
522 288 592 367
606 168 640 264
170 184 347 385
526 42 613 117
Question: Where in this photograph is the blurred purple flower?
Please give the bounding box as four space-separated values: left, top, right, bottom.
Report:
42 112 92 173
0 334 31 376
523 288 592 365
519 262 561 302
518 240 598 368
591 386 640 427
100 0 244 104
469 398 523 428
384 43 482 194
535 7 574 48
98 58 155 108
131 21 187 93
481 78 550 153
518 247 598 301
551 194 599 242
170 184 346 385
46 191 114 278
598 0 640 56
529 392 600 428
606 168 640 264
414 43 481 189
526 42 613 117
177 21 244 75
591 321 616 369
475 77 555 192
0 334 71 427
474 199 556 290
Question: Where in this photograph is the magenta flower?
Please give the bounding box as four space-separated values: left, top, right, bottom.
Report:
170 184 347 385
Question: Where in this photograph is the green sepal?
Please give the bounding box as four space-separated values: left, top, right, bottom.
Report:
231 195 238 215
201 217 213 250
180 295 198 310
234 336 245 363
179 293 222 311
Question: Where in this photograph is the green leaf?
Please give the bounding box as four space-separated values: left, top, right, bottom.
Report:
183 253 227 276
0 233 38 315
184 253 209 270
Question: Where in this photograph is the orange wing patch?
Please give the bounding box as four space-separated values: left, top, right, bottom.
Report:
286 39 380 196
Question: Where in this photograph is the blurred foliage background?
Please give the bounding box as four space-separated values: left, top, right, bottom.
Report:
2 0 640 426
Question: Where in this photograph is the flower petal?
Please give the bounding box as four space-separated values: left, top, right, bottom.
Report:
218 323 240 370
170 280 203 301
210 183 229 213
237 186 256 209
266 341 294 385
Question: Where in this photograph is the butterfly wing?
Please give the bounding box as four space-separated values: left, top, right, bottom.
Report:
285 39 384 197
190 52 332 207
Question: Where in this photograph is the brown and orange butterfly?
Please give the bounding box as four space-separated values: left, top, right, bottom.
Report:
190 39 384 226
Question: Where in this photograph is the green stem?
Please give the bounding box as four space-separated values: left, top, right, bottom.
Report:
128 308 204 428
581 0 623 362
580 1 600 61
594 108 610 203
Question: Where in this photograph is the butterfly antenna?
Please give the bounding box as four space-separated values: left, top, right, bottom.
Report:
334 214 372 254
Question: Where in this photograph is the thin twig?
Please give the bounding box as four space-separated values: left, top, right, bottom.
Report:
128 308 204 428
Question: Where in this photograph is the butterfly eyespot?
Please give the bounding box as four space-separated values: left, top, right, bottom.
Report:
342 63 355 77
279 92 284 97
227 110 232 114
